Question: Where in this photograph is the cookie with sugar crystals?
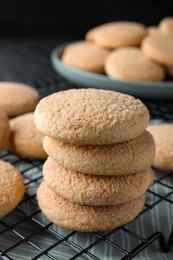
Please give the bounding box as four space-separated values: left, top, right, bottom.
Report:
0 160 25 218
34 88 149 145
43 156 153 206
0 108 10 152
147 124 173 171
43 131 155 176
37 181 145 232
9 112 47 159
61 41 108 73
141 34 173 66
105 47 165 81
85 21 146 49
0 82 39 117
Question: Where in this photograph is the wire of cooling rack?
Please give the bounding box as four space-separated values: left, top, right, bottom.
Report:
0 76 173 260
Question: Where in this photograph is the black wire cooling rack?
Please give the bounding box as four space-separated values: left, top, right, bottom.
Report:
0 76 173 260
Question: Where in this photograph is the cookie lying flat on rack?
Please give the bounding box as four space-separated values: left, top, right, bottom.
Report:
0 109 10 152
43 156 153 206
85 21 146 49
34 88 149 145
37 181 145 232
61 41 108 73
0 160 25 218
9 112 47 159
0 82 40 117
147 124 173 171
43 131 155 176
105 47 165 81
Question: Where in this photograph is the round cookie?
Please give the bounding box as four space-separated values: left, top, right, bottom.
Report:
61 41 108 73
141 34 173 66
85 21 146 49
9 112 47 159
85 23 107 42
0 109 10 152
0 160 25 218
0 82 40 117
159 17 173 35
147 124 173 171
34 88 149 145
43 131 155 176
43 156 153 206
37 181 145 232
105 47 165 81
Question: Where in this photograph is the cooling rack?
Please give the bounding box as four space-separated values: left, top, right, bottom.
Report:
0 76 173 260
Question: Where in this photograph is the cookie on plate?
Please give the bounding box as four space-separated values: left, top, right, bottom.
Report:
61 41 108 73
37 181 145 232
85 25 100 42
0 109 10 152
159 17 173 35
34 88 149 145
43 131 155 176
85 21 146 49
141 34 173 66
9 112 47 159
147 26 161 36
0 82 40 117
43 156 153 206
105 47 165 81
0 160 25 218
147 124 173 171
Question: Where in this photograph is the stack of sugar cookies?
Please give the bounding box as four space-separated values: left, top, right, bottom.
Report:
34 88 155 232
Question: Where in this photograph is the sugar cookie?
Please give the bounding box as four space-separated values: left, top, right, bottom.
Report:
37 181 145 232
147 124 173 171
43 131 155 176
0 82 39 117
85 21 146 49
61 41 108 73
105 47 165 81
43 157 153 206
159 17 173 35
141 34 173 66
34 88 149 145
0 160 25 218
9 112 47 159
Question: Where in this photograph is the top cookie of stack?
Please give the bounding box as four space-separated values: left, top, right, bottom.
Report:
34 88 149 145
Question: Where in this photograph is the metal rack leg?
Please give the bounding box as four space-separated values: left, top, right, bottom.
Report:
122 228 173 259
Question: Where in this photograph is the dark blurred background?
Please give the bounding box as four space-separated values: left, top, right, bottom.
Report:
0 0 173 82
0 0 173 39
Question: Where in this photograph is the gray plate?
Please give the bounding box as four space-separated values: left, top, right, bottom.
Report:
50 42 173 99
